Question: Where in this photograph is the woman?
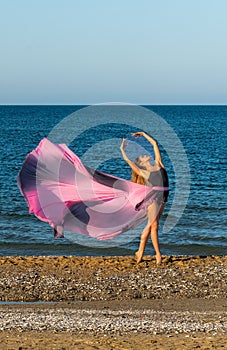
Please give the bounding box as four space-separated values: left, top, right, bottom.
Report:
120 131 169 264
18 137 168 259
17 137 164 242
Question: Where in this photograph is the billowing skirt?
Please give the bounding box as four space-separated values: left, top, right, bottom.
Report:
17 138 167 240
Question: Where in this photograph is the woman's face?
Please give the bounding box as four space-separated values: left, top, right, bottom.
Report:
138 155 151 166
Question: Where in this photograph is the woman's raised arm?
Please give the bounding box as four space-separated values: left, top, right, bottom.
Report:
131 131 165 168
120 139 142 176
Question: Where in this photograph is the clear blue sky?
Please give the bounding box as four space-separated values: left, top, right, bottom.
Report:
1 0 227 104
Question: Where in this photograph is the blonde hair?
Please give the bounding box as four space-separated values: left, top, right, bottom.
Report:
131 170 145 185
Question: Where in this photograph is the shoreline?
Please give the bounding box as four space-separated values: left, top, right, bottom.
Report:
0 255 226 349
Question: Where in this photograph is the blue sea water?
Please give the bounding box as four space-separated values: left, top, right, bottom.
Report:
0 105 226 256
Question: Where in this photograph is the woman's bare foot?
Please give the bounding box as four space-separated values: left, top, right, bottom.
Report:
135 251 143 264
156 254 162 265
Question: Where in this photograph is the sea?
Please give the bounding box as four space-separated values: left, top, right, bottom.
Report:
0 105 226 257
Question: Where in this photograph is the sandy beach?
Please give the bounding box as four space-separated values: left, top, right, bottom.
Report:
0 255 226 349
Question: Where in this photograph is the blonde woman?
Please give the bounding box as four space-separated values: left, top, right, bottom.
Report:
120 132 169 264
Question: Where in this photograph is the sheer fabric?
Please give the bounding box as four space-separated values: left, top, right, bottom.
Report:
17 138 167 240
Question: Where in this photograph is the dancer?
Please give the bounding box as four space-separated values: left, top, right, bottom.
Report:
17 137 168 263
120 132 169 264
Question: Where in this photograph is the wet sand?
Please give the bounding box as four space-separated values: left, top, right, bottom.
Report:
0 330 226 350
0 255 226 349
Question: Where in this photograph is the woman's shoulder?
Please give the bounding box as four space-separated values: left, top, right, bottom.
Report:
155 159 165 169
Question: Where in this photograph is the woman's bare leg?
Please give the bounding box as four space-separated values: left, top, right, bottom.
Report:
136 201 166 264
150 202 166 264
151 220 162 264
135 223 151 263
135 201 160 263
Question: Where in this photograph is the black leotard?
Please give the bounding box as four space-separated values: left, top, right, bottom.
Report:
146 167 169 203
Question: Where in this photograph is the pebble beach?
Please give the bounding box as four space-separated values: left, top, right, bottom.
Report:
0 255 226 349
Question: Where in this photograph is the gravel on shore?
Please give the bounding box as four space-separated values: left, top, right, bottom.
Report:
0 255 226 302
0 255 226 349
0 300 226 335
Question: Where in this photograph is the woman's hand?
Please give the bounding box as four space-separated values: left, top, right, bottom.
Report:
131 131 145 138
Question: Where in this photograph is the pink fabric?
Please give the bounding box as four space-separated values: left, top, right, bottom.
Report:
17 138 167 240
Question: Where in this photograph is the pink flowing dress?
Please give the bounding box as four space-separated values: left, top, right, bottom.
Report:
17 138 165 240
